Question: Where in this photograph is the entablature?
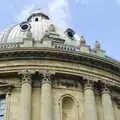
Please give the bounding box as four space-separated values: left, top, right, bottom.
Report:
0 48 119 77
0 69 119 90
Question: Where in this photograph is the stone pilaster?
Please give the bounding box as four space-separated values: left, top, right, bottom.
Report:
84 81 98 120
5 87 12 120
19 70 32 120
40 71 54 120
102 86 115 120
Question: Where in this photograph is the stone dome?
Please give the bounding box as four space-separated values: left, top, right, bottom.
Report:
0 8 107 58
0 9 76 45
0 8 119 120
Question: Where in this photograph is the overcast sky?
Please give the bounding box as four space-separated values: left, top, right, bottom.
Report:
0 0 120 60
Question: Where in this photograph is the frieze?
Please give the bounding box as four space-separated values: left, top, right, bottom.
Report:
53 78 82 89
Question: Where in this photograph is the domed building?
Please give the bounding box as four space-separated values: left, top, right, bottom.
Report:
0 9 120 120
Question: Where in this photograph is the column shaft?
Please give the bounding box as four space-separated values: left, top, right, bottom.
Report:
102 88 115 120
20 71 32 120
5 92 11 120
84 83 98 120
40 74 53 120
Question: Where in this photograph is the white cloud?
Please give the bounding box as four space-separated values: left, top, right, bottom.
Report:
16 4 35 22
75 0 80 3
80 0 88 5
15 0 81 46
16 0 71 28
15 0 88 24
48 0 71 29
116 0 120 4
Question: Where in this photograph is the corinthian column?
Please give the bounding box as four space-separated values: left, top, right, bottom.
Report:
84 81 98 120
19 70 32 120
102 86 115 120
40 71 54 120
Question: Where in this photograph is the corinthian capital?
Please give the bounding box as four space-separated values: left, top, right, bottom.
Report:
40 70 55 84
18 70 32 84
84 80 93 90
102 84 110 94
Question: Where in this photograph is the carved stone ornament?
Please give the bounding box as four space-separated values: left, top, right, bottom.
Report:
40 70 55 84
84 80 93 90
102 84 110 94
18 70 32 84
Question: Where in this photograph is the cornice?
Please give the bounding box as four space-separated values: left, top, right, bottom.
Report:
0 48 119 77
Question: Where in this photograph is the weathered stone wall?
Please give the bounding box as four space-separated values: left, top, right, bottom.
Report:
7 86 120 120
0 59 119 120
9 88 21 120
32 88 41 120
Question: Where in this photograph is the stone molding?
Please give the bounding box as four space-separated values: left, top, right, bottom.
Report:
0 82 14 95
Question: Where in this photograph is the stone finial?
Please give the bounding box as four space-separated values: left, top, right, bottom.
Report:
80 35 86 46
95 40 100 50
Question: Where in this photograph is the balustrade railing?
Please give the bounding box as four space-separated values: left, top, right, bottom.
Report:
0 42 23 49
53 43 77 52
0 42 77 52
0 42 106 59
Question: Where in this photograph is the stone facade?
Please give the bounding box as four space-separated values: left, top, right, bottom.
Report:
0 8 120 120
0 55 119 120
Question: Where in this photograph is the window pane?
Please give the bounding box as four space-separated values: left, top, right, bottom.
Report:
0 116 4 120
0 110 4 115
0 96 5 120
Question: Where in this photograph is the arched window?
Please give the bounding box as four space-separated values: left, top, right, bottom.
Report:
62 96 75 120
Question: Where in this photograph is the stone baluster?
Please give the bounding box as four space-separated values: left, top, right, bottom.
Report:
40 71 54 120
102 85 115 120
19 70 32 120
84 81 98 120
